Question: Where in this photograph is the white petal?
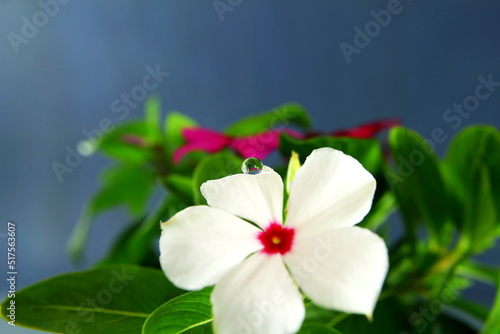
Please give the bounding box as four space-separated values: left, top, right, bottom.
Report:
159 206 262 290
284 226 388 316
212 253 304 334
201 169 284 228
286 148 376 237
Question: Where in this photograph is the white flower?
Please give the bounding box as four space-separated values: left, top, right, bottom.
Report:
159 148 389 334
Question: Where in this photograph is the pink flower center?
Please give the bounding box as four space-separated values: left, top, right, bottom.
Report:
258 223 295 255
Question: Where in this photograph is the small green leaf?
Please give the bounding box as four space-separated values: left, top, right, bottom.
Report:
0 266 183 334
388 126 450 248
192 152 243 205
286 151 301 195
145 95 163 143
67 165 156 262
164 111 197 151
142 288 213 334
97 121 151 164
224 103 311 137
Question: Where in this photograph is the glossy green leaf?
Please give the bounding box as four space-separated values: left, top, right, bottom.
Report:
279 133 385 176
96 121 152 164
145 95 163 143
192 152 243 205
224 103 311 137
388 126 450 248
164 111 197 151
481 274 500 334
142 288 213 334
67 165 156 262
0 266 183 334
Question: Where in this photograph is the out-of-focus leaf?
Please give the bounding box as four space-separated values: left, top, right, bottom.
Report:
96 121 152 164
142 288 213 334
192 152 243 205
359 191 397 231
457 260 500 286
67 165 156 262
450 298 489 322
225 103 311 137
145 95 163 143
444 126 500 253
464 167 497 253
164 111 197 151
481 275 500 334
445 126 500 214
163 174 195 205
388 127 450 248
280 133 385 176
0 266 183 334
96 195 181 267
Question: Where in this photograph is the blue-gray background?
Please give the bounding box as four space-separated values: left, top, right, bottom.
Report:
1 1 500 333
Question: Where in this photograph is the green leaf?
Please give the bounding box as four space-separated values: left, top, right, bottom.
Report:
145 95 163 143
481 275 500 334
285 151 301 195
464 167 497 253
142 288 213 334
445 126 500 212
224 103 311 137
450 298 489 322
97 121 152 164
358 191 397 231
279 133 385 176
67 165 156 262
388 126 450 248
0 266 183 334
96 196 179 267
163 174 195 205
164 111 197 151
297 324 344 334
192 152 243 205
444 126 500 253
457 260 500 286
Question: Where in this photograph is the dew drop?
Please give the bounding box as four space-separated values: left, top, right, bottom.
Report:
241 157 263 174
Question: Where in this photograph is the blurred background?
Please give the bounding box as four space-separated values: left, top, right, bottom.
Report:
1 1 500 333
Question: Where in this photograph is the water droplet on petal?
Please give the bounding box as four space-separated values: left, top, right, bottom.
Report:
241 157 263 174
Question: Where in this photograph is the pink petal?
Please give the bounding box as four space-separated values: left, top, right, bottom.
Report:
173 127 230 163
230 129 303 160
